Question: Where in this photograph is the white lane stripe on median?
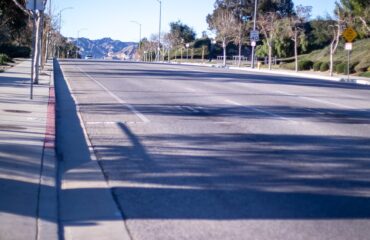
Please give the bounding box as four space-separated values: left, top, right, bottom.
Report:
225 99 296 123
78 67 150 123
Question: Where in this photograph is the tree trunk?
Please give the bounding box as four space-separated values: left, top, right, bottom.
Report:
33 12 44 84
268 40 272 70
223 40 226 67
294 31 298 72
30 17 36 88
39 12 44 69
238 39 242 67
330 42 334 76
202 46 205 63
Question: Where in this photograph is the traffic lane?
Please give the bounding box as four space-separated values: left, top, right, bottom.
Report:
77 60 370 111
70 60 370 202
59 60 370 239
77 61 370 134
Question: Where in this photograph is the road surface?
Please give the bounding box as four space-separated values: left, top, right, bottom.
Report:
56 59 370 240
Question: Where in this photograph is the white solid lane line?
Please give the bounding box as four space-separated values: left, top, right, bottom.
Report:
225 99 296 123
78 67 150 123
273 90 367 111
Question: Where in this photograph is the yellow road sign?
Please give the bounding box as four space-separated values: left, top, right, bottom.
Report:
342 27 358 42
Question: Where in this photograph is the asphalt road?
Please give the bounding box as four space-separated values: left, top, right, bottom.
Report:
57 59 370 240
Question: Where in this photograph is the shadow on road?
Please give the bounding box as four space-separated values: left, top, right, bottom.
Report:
58 60 370 91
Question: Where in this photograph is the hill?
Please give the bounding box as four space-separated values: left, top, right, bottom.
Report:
70 37 138 60
281 38 370 77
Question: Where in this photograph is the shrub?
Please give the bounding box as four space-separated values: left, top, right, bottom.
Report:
0 54 10 65
0 45 31 58
320 62 330 72
298 60 314 70
336 62 346 74
313 62 322 71
354 60 370 73
336 62 357 74
360 71 370 78
279 62 295 70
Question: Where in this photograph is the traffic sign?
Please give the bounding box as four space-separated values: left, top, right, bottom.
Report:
250 30 259 42
26 0 45 11
342 27 358 43
251 41 256 47
345 42 353 51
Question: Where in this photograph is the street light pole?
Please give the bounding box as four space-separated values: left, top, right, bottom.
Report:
58 7 73 58
131 21 142 53
76 28 87 59
156 0 162 61
251 0 258 68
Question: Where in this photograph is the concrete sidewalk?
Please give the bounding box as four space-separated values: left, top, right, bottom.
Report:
0 60 58 240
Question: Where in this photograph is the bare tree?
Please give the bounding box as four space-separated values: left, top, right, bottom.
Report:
329 4 346 76
258 12 280 70
283 5 312 72
207 8 237 66
12 0 48 84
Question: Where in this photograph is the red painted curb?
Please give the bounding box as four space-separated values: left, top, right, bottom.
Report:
44 86 55 149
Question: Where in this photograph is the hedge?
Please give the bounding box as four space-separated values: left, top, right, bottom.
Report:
0 45 31 58
298 60 314 70
336 62 357 74
354 60 370 73
320 62 330 72
335 62 346 74
0 54 11 65
313 62 322 71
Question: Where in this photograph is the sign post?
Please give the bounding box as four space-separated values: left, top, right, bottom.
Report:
26 0 45 100
342 27 358 82
250 31 259 67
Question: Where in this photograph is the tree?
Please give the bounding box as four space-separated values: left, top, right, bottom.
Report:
168 21 196 47
258 12 280 70
329 4 346 76
11 0 48 84
0 0 31 45
283 5 311 72
306 18 335 51
341 0 370 33
207 7 237 66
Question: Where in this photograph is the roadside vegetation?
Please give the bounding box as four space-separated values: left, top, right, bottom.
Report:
0 0 76 75
280 38 370 76
137 0 370 77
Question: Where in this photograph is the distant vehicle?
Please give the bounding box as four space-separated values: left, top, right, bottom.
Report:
85 55 93 60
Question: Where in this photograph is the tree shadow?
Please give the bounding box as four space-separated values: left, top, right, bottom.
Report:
78 102 370 125
59 60 370 91
78 121 370 220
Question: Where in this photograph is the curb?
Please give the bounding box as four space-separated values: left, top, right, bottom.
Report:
54 60 132 240
37 61 59 240
166 61 370 86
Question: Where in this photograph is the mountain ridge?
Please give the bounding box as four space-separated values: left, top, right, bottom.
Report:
70 37 138 60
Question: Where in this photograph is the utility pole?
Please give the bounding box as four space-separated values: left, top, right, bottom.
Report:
251 0 258 68
76 28 87 59
156 0 162 61
58 7 73 58
131 21 142 58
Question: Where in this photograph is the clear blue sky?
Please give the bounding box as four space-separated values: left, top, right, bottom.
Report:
53 0 336 42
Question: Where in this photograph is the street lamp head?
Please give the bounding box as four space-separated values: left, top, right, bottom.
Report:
59 6 73 15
